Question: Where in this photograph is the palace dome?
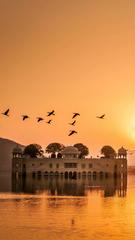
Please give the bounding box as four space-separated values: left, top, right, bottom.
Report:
118 147 127 155
61 146 80 154
13 145 23 154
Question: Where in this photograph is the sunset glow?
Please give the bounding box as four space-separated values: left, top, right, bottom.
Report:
1 0 135 157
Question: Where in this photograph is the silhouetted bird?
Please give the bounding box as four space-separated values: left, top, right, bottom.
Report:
2 109 10 116
46 119 52 124
96 114 105 119
72 113 80 119
37 117 44 122
71 218 75 225
47 110 55 116
22 115 29 121
69 120 76 126
68 130 78 136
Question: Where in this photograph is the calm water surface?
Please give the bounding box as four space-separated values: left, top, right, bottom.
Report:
0 173 135 240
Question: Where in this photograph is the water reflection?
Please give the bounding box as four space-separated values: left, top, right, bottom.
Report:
0 174 133 240
0 172 12 192
12 176 127 198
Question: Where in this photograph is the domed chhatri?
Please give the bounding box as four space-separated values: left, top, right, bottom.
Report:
118 147 127 158
13 145 23 158
13 145 22 154
61 146 80 158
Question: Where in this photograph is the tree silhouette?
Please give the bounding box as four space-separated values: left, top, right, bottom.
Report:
74 143 89 158
46 143 64 157
23 144 44 158
101 145 116 158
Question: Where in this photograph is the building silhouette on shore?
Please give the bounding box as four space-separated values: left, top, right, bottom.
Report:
12 146 127 179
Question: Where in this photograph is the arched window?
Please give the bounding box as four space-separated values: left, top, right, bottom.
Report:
69 172 72 178
44 171 48 176
55 171 59 176
65 171 68 178
99 171 103 177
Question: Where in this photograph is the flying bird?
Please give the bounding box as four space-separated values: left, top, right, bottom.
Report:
96 114 105 119
69 120 76 126
22 115 29 121
72 113 80 119
68 130 78 136
46 119 52 124
47 110 55 116
2 109 10 116
37 117 44 123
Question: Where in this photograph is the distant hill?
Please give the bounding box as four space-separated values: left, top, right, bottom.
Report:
0 138 24 172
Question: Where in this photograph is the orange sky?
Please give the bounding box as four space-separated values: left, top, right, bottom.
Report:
1 0 135 159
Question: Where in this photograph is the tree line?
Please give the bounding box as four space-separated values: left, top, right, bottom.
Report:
23 143 116 159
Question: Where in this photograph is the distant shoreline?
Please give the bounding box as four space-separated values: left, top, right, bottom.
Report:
128 166 135 174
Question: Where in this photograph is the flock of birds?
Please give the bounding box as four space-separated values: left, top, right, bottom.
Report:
68 112 80 136
1 109 106 136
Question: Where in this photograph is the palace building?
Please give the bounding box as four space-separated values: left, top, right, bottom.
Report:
12 145 127 179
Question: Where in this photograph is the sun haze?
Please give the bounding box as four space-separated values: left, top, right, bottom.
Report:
1 0 135 157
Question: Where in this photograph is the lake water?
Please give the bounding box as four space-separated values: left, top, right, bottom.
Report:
0 173 135 240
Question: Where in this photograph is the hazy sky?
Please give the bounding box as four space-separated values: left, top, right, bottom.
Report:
1 0 135 159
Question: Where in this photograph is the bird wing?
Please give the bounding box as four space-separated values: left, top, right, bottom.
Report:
47 110 54 116
72 114 76 119
51 111 55 115
47 120 52 123
37 117 43 122
97 114 105 119
23 115 28 120
72 113 80 118
5 109 9 115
